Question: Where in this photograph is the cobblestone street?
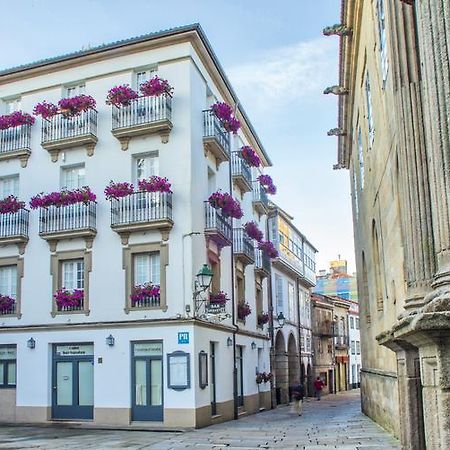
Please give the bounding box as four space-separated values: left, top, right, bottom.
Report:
0 391 399 449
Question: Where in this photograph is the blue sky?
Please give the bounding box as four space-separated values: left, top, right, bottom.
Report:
0 0 355 272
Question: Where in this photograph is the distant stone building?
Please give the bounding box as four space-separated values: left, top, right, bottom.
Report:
329 0 450 448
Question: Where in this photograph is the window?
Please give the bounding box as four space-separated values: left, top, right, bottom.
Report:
287 282 295 321
356 341 361 355
256 285 263 320
306 336 311 352
66 83 85 97
377 0 389 83
351 340 356 355
0 175 19 199
0 346 16 388
135 68 156 91
356 318 360 330
275 274 284 315
358 127 364 189
365 73 374 148
134 253 160 286
0 265 17 300
350 316 354 329
61 260 84 291
353 170 359 218
4 98 20 114
61 165 85 190
134 154 159 183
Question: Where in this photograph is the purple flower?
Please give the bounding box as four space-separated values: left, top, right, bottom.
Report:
29 187 96 209
33 101 58 119
0 295 15 313
209 291 229 305
258 240 279 259
208 191 243 219
0 196 25 214
237 302 252 320
0 111 35 130
106 85 139 106
104 181 134 200
54 289 84 309
58 94 96 117
130 283 160 305
257 174 277 195
138 176 173 193
257 312 270 325
241 146 261 167
140 76 173 97
211 101 241 134
244 221 264 242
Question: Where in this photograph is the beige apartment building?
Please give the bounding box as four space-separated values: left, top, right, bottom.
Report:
329 1 450 449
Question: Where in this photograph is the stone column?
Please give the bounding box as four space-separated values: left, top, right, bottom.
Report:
274 352 289 404
387 0 435 309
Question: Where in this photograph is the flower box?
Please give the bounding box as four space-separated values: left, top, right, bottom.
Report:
0 295 15 315
257 174 277 195
54 289 84 312
244 221 264 242
237 302 251 321
130 283 160 308
257 312 270 326
208 191 243 219
258 240 279 259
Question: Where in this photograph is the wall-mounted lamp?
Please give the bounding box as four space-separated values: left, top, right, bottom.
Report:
227 337 233 347
106 334 115 347
27 337 36 349
269 312 286 332
251 341 257 350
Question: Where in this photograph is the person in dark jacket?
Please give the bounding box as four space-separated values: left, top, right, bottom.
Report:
290 381 305 416
314 376 325 400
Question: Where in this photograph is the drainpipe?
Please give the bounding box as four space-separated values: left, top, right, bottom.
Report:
296 278 303 394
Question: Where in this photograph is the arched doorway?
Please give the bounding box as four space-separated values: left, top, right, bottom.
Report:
287 334 299 400
274 331 288 404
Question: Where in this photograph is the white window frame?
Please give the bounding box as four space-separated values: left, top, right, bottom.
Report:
287 282 295 321
61 165 85 190
61 259 85 291
358 127 365 189
134 154 159 183
351 340 356 355
365 73 375 148
133 252 160 286
377 0 389 84
350 316 354 329
134 67 157 91
0 265 17 299
4 98 21 114
356 341 361 355
275 274 284 315
0 175 19 199
65 83 85 98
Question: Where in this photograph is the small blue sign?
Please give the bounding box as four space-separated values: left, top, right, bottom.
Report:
178 332 189 344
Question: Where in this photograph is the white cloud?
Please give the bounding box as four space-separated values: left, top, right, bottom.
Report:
228 38 337 112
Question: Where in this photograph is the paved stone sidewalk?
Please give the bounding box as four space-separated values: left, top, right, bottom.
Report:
0 390 399 449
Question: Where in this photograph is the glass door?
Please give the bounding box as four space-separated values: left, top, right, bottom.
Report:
210 343 217 415
132 341 163 421
52 344 94 420
236 346 244 407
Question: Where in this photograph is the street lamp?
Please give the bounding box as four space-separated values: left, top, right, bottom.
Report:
27 337 36 349
269 312 286 332
196 264 214 291
106 334 115 347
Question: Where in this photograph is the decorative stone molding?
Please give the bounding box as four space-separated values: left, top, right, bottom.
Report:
323 85 349 95
327 128 346 137
323 24 352 37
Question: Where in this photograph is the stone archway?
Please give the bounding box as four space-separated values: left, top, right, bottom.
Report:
287 334 299 399
274 331 288 404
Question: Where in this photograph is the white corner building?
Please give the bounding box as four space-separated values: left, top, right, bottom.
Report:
0 24 276 428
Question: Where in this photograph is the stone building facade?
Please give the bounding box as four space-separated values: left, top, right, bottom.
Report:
329 0 450 448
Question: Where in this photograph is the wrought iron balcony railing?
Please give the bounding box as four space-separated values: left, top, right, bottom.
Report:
112 94 173 149
41 110 98 160
231 152 252 192
252 181 269 215
131 295 161 309
0 209 29 241
204 202 232 247
254 248 271 277
0 301 16 316
202 110 230 164
39 202 97 236
335 334 350 348
0 124 32 165
56 296 85 313
233 227 255 265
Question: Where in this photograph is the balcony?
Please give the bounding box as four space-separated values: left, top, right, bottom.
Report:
231 152 252 193
233 228 254 266
203 110 230 165
110 191 173 245
0 209 29 253
252 181 269 215
0 124 32 167
112 94 173 150
254 249 271 278
0 301 17 317
204 202 232 247
316 321 335 337
41 110 98 161
335 335 350 349
38 202 97 250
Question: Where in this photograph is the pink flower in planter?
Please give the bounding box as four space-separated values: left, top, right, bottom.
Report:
104 181 134 200
244 221 264 242
258 240 279 259
208 191 243 219
106 85 139 107
257 312 270 326
33 101 59 119
29 187 96 209
54 289 84 309
211 101 241 134
138 176 172 194
237 302 251 320
0 111 35 130
0 196 26 214
0 295 15 313
241 146 261 167
209 291 229 305
130 283 160 305
140 76 173 97
58 94 96 117
257 174 277 195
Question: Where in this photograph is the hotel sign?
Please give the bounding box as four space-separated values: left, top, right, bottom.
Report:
56 344 94 357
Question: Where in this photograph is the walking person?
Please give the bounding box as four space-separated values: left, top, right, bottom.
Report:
314 376 324 401
290 381 305 416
